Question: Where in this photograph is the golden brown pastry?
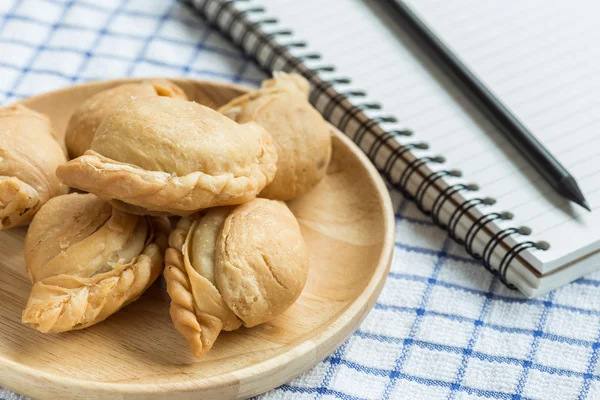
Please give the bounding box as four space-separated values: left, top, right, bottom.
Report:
64 79 187 158
164 198 309 357
22 192 169 333
56 97 278 216
0 104 68 230
219 72 332 200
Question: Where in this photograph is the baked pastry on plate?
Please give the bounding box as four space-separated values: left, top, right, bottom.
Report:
56 97 278 216
219 72 332 200
0 105 68 230
64 79 187 158
22 192 169 333
164 198 309 357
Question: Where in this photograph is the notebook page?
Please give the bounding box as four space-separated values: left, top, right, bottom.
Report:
255 0 600 273
403 0 600 271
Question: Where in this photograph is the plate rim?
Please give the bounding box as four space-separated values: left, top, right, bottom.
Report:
2 78 395 398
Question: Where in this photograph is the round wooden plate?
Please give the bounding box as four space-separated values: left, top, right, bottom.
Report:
0 78 394 399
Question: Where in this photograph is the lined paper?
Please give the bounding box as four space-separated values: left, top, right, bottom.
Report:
254 0 600 273
404 0 600 271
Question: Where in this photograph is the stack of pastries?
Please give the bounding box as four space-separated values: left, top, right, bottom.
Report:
0 73 332 357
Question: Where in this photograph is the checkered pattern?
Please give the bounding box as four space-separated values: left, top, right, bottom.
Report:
3 1 600 399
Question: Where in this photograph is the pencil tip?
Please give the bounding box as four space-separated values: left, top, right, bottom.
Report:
560 176 591 211
581 199 592 212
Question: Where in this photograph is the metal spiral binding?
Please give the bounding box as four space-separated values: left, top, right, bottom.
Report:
464 212 513 258
202 0 551 289
415 169 461 214
482 227 528 287
430 183 478 227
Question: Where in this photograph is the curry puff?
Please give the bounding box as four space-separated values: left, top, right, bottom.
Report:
56 97 278 216
219 72 332 201
0 105 68 230
22 193 169 333
164 198 309 357
64 79 187 159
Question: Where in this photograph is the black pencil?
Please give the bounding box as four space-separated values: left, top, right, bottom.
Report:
384 0 590 212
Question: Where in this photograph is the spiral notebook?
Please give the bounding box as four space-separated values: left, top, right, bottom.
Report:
191 0 600 297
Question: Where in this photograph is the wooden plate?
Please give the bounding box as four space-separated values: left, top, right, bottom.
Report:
0 79 394 399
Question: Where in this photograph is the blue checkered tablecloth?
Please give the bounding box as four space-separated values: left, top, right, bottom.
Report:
3 1 600 399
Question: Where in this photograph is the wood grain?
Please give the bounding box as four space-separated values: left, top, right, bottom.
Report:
0 78 395 399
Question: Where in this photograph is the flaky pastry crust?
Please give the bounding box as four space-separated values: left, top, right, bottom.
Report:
164 213 242 357
219 72 332 200
165 198 309 357
0 104 68 229
56 97 278 216
22 193 169 333
64 79 187 158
